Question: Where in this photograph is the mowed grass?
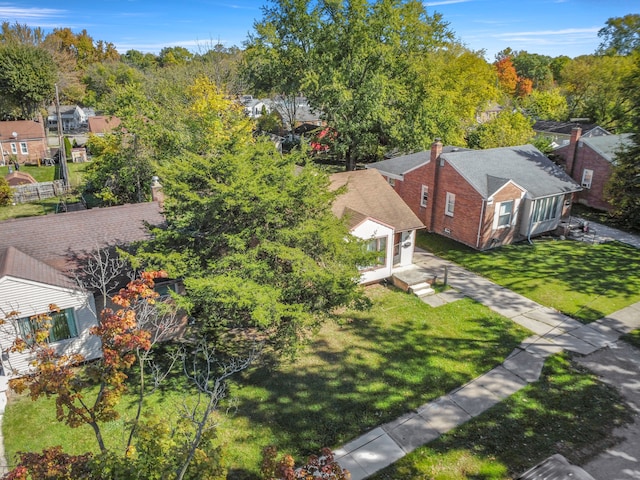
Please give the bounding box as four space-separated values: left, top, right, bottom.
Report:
4 285 530 478
373 353 633 480
0 162 89 220
417 232 640 322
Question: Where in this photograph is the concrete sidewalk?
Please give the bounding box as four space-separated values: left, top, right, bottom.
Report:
334 249 640 479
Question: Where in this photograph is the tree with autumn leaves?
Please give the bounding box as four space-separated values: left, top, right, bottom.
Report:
2 271 236 480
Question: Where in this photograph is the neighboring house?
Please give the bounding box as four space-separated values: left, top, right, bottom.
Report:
329 169 425 284
476 102 503 124
0 202 165 377
533 120 610 148
554 127 634 211
242 97 273 118
368 141 581 250
0 120 50 165
87 116 122 136
47 105 87 132
272 96 324 131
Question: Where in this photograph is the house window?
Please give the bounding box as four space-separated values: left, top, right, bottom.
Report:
19 142 28 155
532 196 560 223
361 236 387 269
496 200 514 228
445 192 455 216
387 177 395 187
10 143 17 154
18 308 78 344
420 185 429 207
155 281 179 299
581 169 593 189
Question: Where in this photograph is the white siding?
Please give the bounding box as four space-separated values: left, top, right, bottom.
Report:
352 219 394 284
0 276 101 377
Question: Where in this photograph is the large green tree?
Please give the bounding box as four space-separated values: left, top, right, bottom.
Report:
138 77 368 356
467 110 534 149
245 0 461 170
0 43 56 119
560 54 634 131
606 52 640 230
598 14 640 56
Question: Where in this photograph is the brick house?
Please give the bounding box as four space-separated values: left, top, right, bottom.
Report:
368 141 581 250
0 202 165 377
0 120 49 165
330 169 424 284
554 127 633 212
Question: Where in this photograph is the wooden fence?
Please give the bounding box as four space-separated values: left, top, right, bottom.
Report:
12 180 68 204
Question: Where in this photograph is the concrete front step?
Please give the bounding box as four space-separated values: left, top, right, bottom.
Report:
414 287 435 297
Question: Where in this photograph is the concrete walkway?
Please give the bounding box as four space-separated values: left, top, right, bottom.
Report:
334 249 640 479
574 217 640 249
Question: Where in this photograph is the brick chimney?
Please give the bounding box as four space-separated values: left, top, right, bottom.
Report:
566 127 582 177
430 139 443 163
151 176 165 206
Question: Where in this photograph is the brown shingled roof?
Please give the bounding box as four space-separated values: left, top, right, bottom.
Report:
329 169 424 232
0 120 46 140
88 116 121 135
0 202 165 273
0 246 77 289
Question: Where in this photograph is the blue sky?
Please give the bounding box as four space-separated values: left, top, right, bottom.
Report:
0 1 637 60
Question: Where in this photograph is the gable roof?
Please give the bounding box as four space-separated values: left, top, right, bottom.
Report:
0 246 77 290
367 147 470 177
88 116 122 135
0 202 165 273
441 144 581 199
533 120 609 137
0 120 46 141
579 134 634 163
47 105 80 116
329 169 424 232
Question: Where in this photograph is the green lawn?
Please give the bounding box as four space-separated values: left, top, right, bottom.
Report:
416 232 640 322
0 162 89 220
373 353 633 480
4 285 530 477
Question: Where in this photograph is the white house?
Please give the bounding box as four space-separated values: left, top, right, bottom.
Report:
47 105 87 132
0 202 165 378
330 169 424 284
0 247 100 376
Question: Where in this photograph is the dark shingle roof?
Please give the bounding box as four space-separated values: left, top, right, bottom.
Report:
580 134 634 163
0 202 165 273
367 147 470 177
533 120 605 136
330 169 424 232
441 144 581 199
0 246 77 289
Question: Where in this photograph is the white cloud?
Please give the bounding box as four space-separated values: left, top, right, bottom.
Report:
493 27 600 38
0 6 65 19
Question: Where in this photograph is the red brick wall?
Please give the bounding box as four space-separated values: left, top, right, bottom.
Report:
429 161 485 249
477 183 525 250
572 144 613 211
1 139 49 165
389 160 437 228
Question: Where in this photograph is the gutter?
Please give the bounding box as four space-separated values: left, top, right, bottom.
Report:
476 198 486 249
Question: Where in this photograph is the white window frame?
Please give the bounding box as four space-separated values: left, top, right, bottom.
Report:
495 200 514 229
445 192 455 216
581 169 593 189
18 308 78 344
19 142 28 155
360 236 388 271
420 185 429 208
10 143 17 154
387 177 395 187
